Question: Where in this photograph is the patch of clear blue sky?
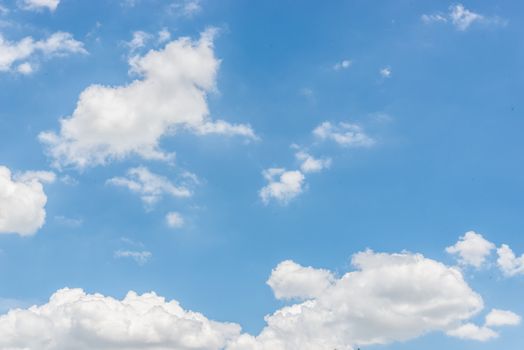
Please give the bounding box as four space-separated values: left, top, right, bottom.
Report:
1 0 524 347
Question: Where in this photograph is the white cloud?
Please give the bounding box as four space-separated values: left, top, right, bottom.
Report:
446 231 495 268
166 211 184 228
267 260 335 300
0 166 55 236
496 244 524 276
230 250 484 350
158 28 171 43
0 31 86 73
333 59 351 70
126 30 151 52
0 288 241 350
169 0 202 17
447 323 498 341
107 166 191 206
114 250 152 265
39 29 255 169
295 151 331 174
485 309 521 327
380 66 391 78
259 168 305 205
313 121 374 147
54 215 83 228
20 0 60 12
422 4 505 31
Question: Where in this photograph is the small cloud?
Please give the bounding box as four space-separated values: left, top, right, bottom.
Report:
295 150 331 174
333 59 352 70
114 250 152 265
422 4 506 31
17 62 33 75
166 211 184 229
158 28 171 43
126 31 151 53
313 121 375 147
496 244 524 276
168 0 202 17
54 215 83 228
20 0 60 12
380 66 391 78
446 231 495 268
259 168 305 205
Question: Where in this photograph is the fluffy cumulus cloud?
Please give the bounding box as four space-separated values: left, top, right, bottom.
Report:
446 231 495 268
230 250 484 350
0 166 55 236
1 250 520 349
496 244 524 276
20 0 60 11
0 288 241 350
0 31 85 74
313 121 374 147
266 260 335 300
107 166 191 206
259 168 305 205
422 4 505 31
39 29 256 169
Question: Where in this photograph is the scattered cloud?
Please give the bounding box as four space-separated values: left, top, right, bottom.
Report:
107 166 191 207
20 0 60 12
54 215 83 228
447 323 498 341
259 168 305 205
0 31 86 74
333 59 351 70
168 0 202 17
0 166 55 236
0 288 241 349
158 28 171 43
422 4 506 31
125 30 151 52
313 121 375 147
380 66 391 78
446 231 495 268
485 309 521 327
39 29 255 169
295 150 331 174
166 211 184 228
496 244 524 276
114 250 152 265
267 260 335 300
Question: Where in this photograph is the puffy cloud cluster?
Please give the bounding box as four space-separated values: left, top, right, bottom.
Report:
446 231 495 268
39 29 255 169
20 0 60 12
0 249 520 349
0 165 55 236
107 166 191 206
0 288 241 350
0 31 85 74
313 121 374 147
230 250 486 350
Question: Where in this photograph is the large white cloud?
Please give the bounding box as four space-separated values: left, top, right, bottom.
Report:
0 288 241 350
0 165 55 236
0 31 85 74
39 29 256 169
446 231 495 268
230 250 485 350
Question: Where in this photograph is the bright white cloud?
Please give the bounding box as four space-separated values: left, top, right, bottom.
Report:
107 166 191 206
446 231 495 268
166 211 184 228
230 250 484 350
380 66 391 78
485 309 521 327
496 244 524 276
114 250 152 265
0 288 241 350
295 151 331 174
259 168 305 205
0 31 86 73
21 0 60 11
0 166 55 236
447 323 498 341
39 29 255 169
333 59 351 70
313 121 374 147
267 260 335 300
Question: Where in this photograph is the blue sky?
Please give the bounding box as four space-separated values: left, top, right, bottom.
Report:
1 1 524 349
